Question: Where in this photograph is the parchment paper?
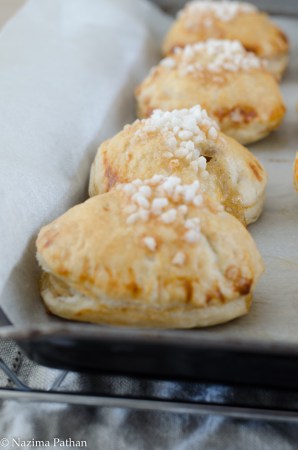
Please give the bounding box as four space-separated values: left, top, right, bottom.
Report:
0 0 171 325
0 1 297 346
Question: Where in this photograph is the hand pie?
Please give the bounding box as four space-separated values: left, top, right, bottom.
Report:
136 40 285 145
89 106 267 226
37 176 264 328
162 1 289 80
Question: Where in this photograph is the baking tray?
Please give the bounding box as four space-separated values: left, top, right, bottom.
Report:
14 326 298 389
1 14 298 388
3 342 298 422
0 321 298 389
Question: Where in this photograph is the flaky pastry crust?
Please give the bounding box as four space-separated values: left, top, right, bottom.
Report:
89 116 267 226
136 44 285 145
163 6 289 80
36 187 264 328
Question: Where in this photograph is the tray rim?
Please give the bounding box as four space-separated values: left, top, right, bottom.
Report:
2 321 298 357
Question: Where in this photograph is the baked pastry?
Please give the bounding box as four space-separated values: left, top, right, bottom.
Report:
162 1 289 80
136 40 286 144
294 152 298 191
36 176 264 328
89 106 267 225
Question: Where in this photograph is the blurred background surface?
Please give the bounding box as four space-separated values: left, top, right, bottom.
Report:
151 0 298 15
0 0 297 26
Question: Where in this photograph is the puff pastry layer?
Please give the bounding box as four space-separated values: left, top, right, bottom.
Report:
136 40 285 144
89 106 267 225
162 1 289 80
37 176 264 328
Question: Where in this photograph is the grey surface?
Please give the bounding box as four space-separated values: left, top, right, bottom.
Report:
153 0 298 15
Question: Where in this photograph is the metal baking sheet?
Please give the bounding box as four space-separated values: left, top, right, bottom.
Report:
0 9 297 381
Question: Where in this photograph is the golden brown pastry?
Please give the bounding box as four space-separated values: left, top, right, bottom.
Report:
136 40 286 144
294 152 298 191
37 176 264 328
89 106 267 225
162 1 289 80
